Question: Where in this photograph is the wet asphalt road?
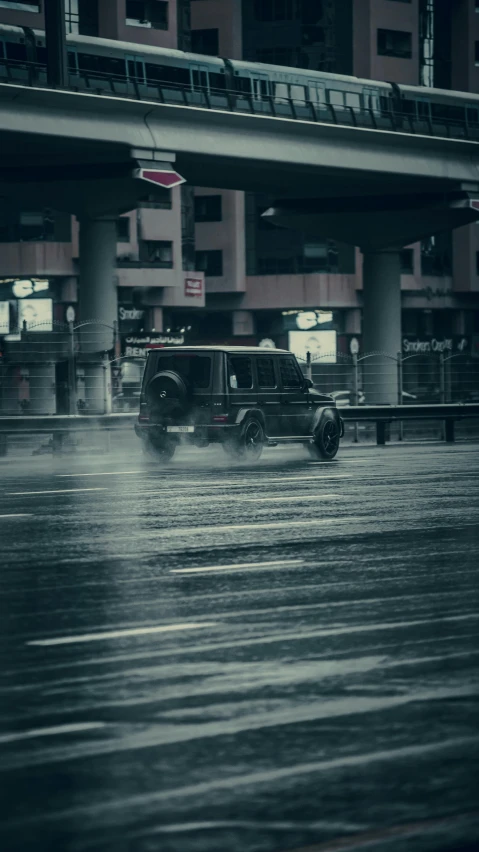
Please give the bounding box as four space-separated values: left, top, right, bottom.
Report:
0 441 478 852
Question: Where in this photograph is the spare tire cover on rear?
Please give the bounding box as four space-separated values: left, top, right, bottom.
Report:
146 370 189 419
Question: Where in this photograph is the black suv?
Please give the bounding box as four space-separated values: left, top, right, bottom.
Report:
135 346 343 462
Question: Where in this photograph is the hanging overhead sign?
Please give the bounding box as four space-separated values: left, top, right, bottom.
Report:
134 168 185 188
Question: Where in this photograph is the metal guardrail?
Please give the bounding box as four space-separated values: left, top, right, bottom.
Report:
1 405 479 455
340 403 479 444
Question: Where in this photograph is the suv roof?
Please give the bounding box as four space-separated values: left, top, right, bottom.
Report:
147 346 291 355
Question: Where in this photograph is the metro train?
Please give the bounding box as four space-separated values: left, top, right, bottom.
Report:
1 23 479 137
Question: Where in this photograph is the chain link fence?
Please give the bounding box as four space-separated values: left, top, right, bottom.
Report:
1 333 478 417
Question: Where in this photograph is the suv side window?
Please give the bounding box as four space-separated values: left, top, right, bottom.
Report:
279 356 303 389
228 356 253 389
256 357 276 388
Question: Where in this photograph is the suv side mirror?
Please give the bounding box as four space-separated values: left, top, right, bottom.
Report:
303 378 314 390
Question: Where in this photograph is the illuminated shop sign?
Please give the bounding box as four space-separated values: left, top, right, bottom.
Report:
288 330 337 363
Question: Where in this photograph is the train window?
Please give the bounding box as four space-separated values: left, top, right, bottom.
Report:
400 98 416 116
290 84 305 102
235 76 252 95
0 42 4 60
126 58 145 83
146 62 189 86
274 82 288 100
67 51 78 73
363 88 380 112
431 103 465 124
36 46 47 64
467 107 479 125
345 92 360 109
328 90 345 106
209 72 226 90
417 100 431 118
252 78 269 98
192 69 208 89
79 53 126 79
6 42 27 62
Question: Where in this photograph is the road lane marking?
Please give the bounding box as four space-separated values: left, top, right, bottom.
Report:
8 488 108 496
171 559 304 575
158 517 360 536
56 471 144 477
0 513 32 518
243 494 340 502
26 621 217 647
0 722 106 744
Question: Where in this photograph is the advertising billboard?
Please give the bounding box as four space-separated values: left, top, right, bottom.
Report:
17 299 53 331
0 301 9 334
288 330 337 363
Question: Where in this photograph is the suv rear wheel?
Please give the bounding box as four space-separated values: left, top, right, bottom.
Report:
223 417 264 463
141 434 176 463
309 412 340 460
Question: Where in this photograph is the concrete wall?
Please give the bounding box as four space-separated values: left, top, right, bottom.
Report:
0 242 74 277
353 0 419 85
99 0 178 49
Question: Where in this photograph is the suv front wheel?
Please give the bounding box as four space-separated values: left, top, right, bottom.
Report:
223 417 264 463
309 411 340 460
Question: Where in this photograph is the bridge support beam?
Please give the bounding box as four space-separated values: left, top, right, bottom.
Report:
79 216 117 413
362 250 401 405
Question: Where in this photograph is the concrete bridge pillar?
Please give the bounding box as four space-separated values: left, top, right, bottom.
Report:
79 216 117 412
361 250 402 405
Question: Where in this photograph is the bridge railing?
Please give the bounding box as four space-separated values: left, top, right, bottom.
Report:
1 56 478 143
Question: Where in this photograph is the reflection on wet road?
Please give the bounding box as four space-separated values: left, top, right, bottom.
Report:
0 443 478 852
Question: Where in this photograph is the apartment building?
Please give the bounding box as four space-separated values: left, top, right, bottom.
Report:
1 0 479 372
188 0 479 361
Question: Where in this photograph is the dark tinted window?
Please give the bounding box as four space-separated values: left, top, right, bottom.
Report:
139 240 173 266
6 42 27 62
195 250 223 276
279 357 302 388
377 28 412 58
191 28 219 55
257 357 276 387
194 195 222 222
145 62 189 86
117 217 130 242
78 53 126 77
155 354 211 388
228 356 253 389
209 71 226 90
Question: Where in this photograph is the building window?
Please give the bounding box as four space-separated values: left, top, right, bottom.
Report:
377 29 412 59
139 191 172 210
421 236 452 276
0 1 40 10
191 28 219 56
256 47 294 66
139 240 173 267
400 249 414 274
126 0 168 30
194 195 222 223
116 217 130 242
254 0 295 22
195 250 223 276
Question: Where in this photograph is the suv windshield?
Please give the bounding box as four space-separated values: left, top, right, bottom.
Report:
153 353 212 388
